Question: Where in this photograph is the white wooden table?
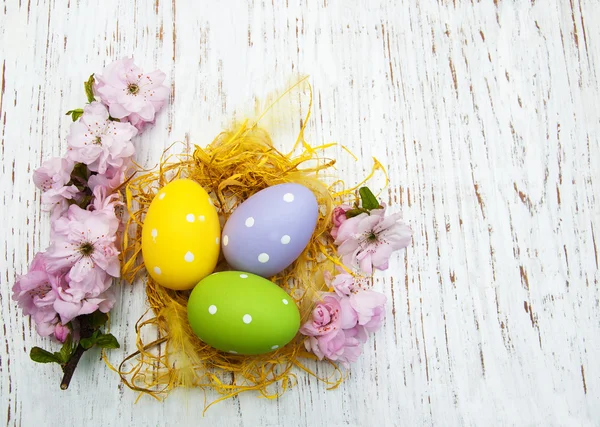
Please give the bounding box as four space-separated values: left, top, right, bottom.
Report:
1 1 599 426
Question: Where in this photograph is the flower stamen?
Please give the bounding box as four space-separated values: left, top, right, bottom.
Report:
127 83 140 95
28 283 51 298
78 241 95 256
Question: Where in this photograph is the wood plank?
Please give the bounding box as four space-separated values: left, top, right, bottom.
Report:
0 1 598 425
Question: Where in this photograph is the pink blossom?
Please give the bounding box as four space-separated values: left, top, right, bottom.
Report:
304 336 324 359
54 274 116 324
125 110 161 133
11 252 60 336
301 288 377 366
66 102 137 174
331 204 352 240
54 323 70 343
304 326 367 367
325 271 387 333
89 185 126 239
33 157 79 212
300 292 363 336
89 184 121 212
348 324 369 344
45 204 120 296
338 295 358 329
336 326 367 367
87 164 127 193
299 294 342 336
335 206 412 275
304 329 345 361
325 270 371 297
94 57 169 131
350 290 387 333
33 157 73 193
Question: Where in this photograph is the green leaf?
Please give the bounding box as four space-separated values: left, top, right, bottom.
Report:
65 108 84 121
359 187 381 211
71 163 90 182
79 338 94 350
86 311 109 329
84 74 95 103
30 347 62 364
80 330 100 350
345 208 367 219
58 334 74 363
95 333 120 349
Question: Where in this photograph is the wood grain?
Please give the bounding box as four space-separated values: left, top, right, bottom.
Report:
1 1 599 426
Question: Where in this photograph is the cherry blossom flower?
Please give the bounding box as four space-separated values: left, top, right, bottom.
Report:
304 329 345 361
300 292 371 364
45 204 120 296
325 271 387 333
33 157 79 216
54 323 70 343
325 270 370 297
350 290 386 333
89 184 122 212
331 204 352 240
11 252 60 336
336 325 367 367
334 206 412 275
337 294 358 329
66 102 137 174
53 274 116 324
299 294 342 336
87 164 127 193
304 325 368 367
94 57 169 131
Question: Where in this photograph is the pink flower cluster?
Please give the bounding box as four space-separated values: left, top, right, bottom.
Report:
300 271 386 367
13 58 168 341
301 194 412 366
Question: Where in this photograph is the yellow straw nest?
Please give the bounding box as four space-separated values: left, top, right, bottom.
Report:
116 79 386 409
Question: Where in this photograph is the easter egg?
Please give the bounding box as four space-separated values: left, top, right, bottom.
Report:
142 179 221 290
221 183 318 277
187 271 300 355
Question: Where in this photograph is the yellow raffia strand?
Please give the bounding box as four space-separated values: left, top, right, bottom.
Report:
117 79 385 411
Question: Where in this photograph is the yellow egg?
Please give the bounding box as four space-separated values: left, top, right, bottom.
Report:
142 179 220 290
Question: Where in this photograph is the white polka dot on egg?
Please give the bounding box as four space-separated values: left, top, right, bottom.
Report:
154 266 162 275
283 193 294 202
243 314 252 324
186 213 195 223
229 350 238 354
240 274 248 278
223 235 229 246
281 235 291 245
198 215 205 222
158 192 165 200
271 345 279 350
215 237 220 245
245 217 255 227
282 299 289 305
258 253 270 263
208 305 217 315
151 229 158 241
184 251 195 262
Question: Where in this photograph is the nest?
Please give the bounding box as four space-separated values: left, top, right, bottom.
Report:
115 80 385 410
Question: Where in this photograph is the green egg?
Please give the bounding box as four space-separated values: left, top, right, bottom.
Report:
187 271 300 355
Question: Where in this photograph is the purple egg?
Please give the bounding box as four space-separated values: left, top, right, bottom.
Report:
221 183 319 277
